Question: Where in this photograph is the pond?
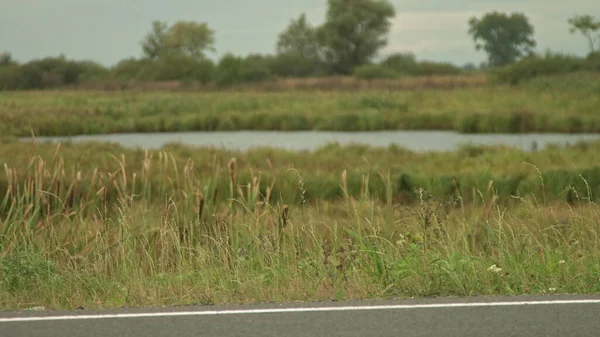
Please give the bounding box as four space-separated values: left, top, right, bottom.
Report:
26 131 600 152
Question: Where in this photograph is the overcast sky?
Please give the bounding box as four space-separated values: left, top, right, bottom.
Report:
0 0 597 67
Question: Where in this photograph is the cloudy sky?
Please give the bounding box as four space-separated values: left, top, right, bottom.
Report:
0 0 597 67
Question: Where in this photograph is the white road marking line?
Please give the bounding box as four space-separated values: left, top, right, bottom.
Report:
2 299 600 323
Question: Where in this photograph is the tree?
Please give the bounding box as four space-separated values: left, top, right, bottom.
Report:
275 13 326 77
163 21 216 60
317 0 396 75
468 11 536 67
0 52 16 66
276 13 321 60
568 15 600 54
141 20 215 60
141 20 168 60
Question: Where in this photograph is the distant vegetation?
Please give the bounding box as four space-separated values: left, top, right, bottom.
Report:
1 72 599 136
493 51 600 84
1 3 598 90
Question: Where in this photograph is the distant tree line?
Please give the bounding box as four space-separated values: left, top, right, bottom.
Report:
1 1 599 90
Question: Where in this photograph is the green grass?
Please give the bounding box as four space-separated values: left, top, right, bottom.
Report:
1 140 600 310
3 139 600 207
1 73 599 137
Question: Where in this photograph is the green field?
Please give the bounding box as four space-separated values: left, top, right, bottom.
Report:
2 138 600 310
1 73 599 137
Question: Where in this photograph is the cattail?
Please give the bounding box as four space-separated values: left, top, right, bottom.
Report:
265 186 272 204
341 169 348 200
279 204 289 230
198 193 205 221
212 187 219 205
228 158 236 186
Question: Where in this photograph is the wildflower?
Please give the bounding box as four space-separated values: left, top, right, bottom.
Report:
549 287 557 292
487 264 502 273
558 260 566 264
25 307 45 312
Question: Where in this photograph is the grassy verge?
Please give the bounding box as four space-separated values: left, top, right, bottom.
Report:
1 73 599 137
1 140 600 310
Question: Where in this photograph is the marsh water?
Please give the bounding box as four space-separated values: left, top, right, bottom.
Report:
25 131 600 152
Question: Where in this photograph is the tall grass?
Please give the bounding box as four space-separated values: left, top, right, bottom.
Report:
1 141 600 310
56 74 486 92
3 140 600 206
1 73 599 136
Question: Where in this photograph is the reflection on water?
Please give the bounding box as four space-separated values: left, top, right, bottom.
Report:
25 131 600 152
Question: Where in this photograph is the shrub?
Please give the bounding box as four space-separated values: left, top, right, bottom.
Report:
215 53 276 86
585 51 600 71
111 58 155 81
410 61 463 76
17 63 44 89
0 55 96 89
353 64 399 79
76 61 110 82
28 56 85 86
239 54 273 83
0 65 24 90
381 52 417 74
151 55 214 84
494 52 585 85
215 53 244 87
381 52 462 76
268 53 326 77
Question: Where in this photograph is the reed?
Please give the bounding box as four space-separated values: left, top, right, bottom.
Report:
1 73 599 137
1 140 600 310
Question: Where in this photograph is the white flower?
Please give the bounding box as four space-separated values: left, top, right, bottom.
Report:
558 260 566 264
396 234 407 246
487 264 502 273
549 287 557 292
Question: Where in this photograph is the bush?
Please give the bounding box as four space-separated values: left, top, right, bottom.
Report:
239 54 273 83
353 64 399 79
381 52 462 76
494 52 586 85
381 52 417 74
215 53 275 87
151 55 214 84
585 51 600 71
410 61 463 76
215 53 244 87
268 53 326 78
111 58 155 81
76 61 110 82
28 56 85 86
0 65 24 90
17 63 44 89
0 55 102 90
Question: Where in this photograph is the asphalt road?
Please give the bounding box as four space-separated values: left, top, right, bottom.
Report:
2 294 600 337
